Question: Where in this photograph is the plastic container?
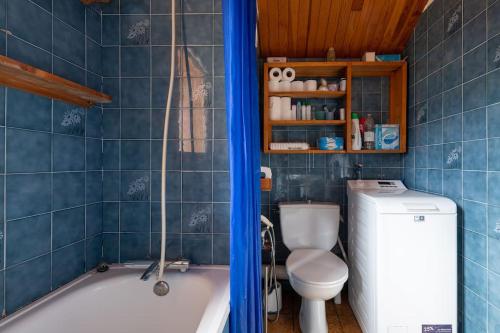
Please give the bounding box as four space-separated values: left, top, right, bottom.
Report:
314 110 326 120
364 114 375 150
339 108 345 120
351 113 362 150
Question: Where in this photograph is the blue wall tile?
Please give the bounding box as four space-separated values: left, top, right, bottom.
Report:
6 90 52 131
488 0 500 37
86 8 101 44
53 172 85 210
53 0 85 33
53 19 85 67
6 129 51 173
53 135 85 171
6 214 51 267
489 236 500 275
463 12 486 53
7 0 52 52
5 254 51 314
463 171 487 202
120 232 149 261
121 46 150 77
52 242 85 289
52 207 85 249
464 44 486 82
6 174 51 220
463 287 487 332
102 15 119 46
120 202 150 232
464 258 487 298
464 229 487 267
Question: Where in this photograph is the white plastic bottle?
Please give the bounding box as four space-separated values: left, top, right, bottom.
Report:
364 113 375 150
351 113 362 150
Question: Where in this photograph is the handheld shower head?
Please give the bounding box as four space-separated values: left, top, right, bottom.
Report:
261 215 273 228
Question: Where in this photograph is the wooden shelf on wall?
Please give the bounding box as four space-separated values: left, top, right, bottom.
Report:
269 91 346 99
270 120 346 126
262 61 407 154
267 149 347 154
0 55 112 107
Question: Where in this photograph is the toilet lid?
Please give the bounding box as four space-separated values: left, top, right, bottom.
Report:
286 249 348 286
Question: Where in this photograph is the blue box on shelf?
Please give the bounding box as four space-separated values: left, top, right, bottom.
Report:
375 125 400 150
318 137 344 150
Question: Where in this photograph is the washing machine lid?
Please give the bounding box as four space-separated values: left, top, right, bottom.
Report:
347 180 456 214
286 249 348 286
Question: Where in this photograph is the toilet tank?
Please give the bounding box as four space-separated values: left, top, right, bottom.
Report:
279 202 340 251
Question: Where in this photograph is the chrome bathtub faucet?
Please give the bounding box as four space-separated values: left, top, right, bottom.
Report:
140 261 160 281
140 259 191 281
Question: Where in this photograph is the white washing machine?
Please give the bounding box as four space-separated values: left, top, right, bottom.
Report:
347 180 457 333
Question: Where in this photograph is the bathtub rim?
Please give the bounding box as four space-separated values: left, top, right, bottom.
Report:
0 263 230 333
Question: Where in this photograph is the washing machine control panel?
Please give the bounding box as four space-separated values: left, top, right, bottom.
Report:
347 180 407 191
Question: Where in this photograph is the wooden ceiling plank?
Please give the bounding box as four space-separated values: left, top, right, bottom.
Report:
322 0 342 53
312 0 333 58
296 0 311 58
257 0 270 57
289 0 301 57
334 0 354 58
379 0 408 51
351 0 364 11
349 0 376 57
268 0 281 55
361 1 386 53
306 0 322 58
369 3 395 53
277 0 290 57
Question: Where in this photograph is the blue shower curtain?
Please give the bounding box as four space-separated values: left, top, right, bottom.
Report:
222 0 262 332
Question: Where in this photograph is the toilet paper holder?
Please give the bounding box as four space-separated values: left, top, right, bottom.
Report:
261 167 272 191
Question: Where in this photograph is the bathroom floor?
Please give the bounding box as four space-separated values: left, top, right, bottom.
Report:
267 286 361 333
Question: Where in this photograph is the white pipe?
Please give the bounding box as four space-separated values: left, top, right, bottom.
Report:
158 0 176 283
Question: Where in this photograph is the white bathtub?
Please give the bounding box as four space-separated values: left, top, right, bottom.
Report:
0 264 229 333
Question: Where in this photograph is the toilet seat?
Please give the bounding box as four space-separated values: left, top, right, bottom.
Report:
286 249 348 287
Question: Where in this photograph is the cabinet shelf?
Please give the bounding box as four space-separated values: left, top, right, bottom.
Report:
270 120 346 126
269 91 345 99
267 149 346 154
347 149 405 154
262 61 407 154
0 55 112 107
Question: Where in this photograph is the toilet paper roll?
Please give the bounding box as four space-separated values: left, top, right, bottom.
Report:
280 97 292 119
269 97 281 120
269 67 282 82
304 80 318 91
268 81 280 92
282 67 296 82
278 80 291 92
290 81 304 91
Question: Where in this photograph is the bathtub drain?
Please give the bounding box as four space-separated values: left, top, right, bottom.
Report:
154 280 170 296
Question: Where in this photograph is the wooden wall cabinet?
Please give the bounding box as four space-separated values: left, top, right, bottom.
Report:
262 61 407 154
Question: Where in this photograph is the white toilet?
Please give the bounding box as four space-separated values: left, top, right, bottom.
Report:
279 202 348 333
